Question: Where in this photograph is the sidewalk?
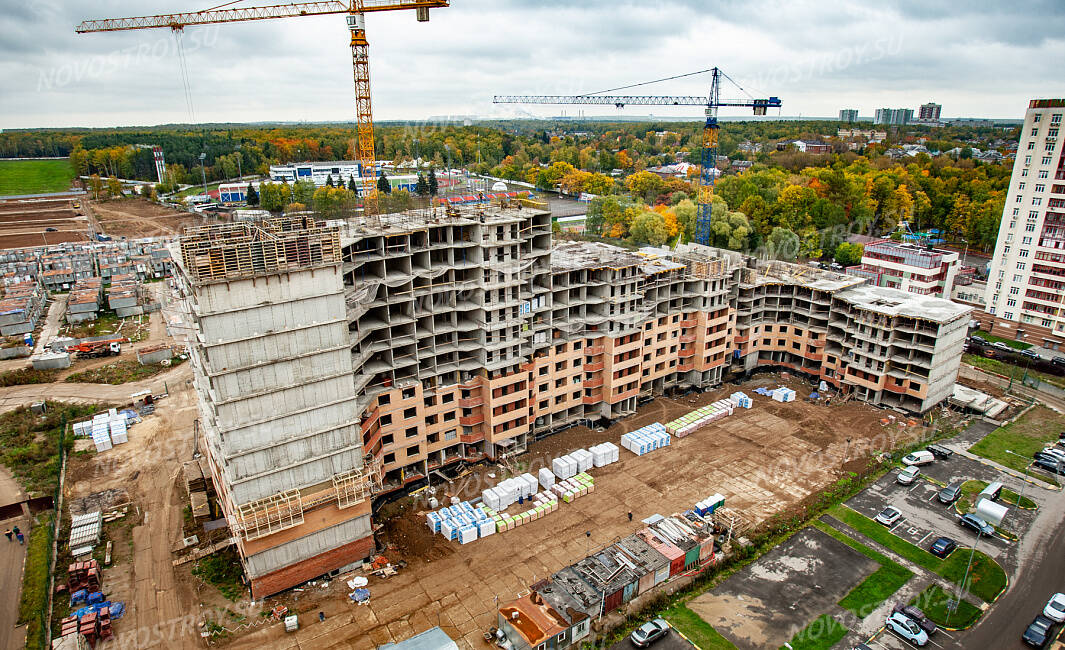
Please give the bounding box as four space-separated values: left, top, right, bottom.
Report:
0 467 29 650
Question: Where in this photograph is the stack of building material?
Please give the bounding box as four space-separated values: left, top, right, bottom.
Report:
621 423 670 456
68 512 103 552
109 417 127 445
90 418 112 453
537 467 555 490
570 449 594 472
590 442 619 467
72 421 92 438
693 494 725 517
519 473 539 497
665 401 735 437
551 472 595 503
772 386 796 402
552 455 578 479
497 489 560 531
428 501 499 542
729 392 753 409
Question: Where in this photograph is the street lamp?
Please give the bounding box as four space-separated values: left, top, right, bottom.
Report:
1003 449 1032 506
198 152 208 200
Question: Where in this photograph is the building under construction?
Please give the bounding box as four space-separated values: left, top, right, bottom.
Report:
174 206 969 598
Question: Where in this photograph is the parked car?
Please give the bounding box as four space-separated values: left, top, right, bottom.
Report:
44 227 57 232
1021 348 1041 359
630 618 670 647
991 341 1013 351
851 645 873 650
959 513 995 536
1034 457 1065 475
1043 593 1065 623
926 444 954 459
892 603 937 636
886 611 929 646
902 450 935 466
1053 356 1065 366
929 536 957 558
971 335 988 345
938 483 962 505
1039 447 1065 464
875 506 903 527
1022 614 1056 647
897 466 921 485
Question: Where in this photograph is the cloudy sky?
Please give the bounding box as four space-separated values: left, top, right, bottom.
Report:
2 0 1063 129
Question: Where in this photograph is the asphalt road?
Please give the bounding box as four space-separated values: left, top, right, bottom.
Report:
962 476 1065 649
609 628 695 650
0 467 28 650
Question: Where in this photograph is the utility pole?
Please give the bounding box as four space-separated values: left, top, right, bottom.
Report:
198 152 208 201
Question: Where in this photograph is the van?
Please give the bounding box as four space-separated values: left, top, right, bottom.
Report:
979 481 1003 501
902 450 935 466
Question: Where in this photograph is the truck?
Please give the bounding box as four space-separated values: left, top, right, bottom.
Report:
67 339 124 359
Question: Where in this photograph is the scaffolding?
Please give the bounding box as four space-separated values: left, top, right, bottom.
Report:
332 456 383 509
236 489 305 542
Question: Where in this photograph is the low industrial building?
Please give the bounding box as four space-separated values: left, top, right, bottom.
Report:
0 280 47 336
846 238 960 299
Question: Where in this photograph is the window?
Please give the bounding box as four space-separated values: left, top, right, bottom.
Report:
1020 249 1030 257
1043 156 1053 165
1053 114 1062 124
1039 169 1049 179
1013 273 1022 281
1017 262 1026 270
1025 155 1032 164
423 396 435 407
1023 236 1032 245
405 426 419 438
1010 287 1020 295
1019 182 1026 190
1004 312 1014 320
1050 128 1059 137
1016 195 1023 203
402 387 415 399
1026 223 1036 232
441 393 454 403
383 452 395 464
1028 141 1036 150
444 429 456 440
1006 234 1013 242
1030 210 1040 218
1031 128 1039 136
425 415 437 425
378 394 391 406
1012 208 1020 217
1003 246 1011 254
1033 198 1043 206
380 414 392 427
1022 168 1029 177
1034 113 1042 123
443 410 456 421
1036 184 1046 192
403 407 417 419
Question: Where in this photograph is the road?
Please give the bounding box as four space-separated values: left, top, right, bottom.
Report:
0 466 28 650
33 293 67 355
0 364 190 414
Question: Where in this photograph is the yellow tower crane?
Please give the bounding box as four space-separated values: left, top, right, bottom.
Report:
75 1 449 215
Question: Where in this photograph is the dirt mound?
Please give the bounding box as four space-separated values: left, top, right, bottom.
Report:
379 508 455 565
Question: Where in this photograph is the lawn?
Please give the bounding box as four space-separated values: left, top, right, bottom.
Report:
825 505 1006 603
19 513 55 650
0 368 60 387
909 584 983 629
973 329 1032 350
661 604 738 650
963 353 1065 390
968 405 1064 484
0 402 95 496
192 547 247 601
955 479 1036 512
778 614 848 650
813 521 914 618
0 159 76 196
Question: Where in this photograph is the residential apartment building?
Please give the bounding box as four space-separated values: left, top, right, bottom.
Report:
174 208 970 598
839 109 859 122
918 102 942 123
874 108 914 125
983 99 1065 347
846 238 960 298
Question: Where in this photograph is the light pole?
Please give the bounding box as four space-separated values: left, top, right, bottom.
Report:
1003 449 1031 506
198 152 208 201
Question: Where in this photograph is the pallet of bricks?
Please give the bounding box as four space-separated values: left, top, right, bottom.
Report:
55 559 117 648
665 400 738 438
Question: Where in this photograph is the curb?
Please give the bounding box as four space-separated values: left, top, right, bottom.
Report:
668 622 702 650
960 452 1061 492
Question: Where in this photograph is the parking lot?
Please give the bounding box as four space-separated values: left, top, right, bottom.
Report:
608 625 696 650
865 625 964 650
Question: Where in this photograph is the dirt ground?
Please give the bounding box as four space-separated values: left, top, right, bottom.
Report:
89 198 203 239
221 375 916 650
0 198 89 248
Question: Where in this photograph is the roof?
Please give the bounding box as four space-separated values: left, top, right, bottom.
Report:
551 241 646 273
497 593 568 646
378 627 458 650
837 284 971 323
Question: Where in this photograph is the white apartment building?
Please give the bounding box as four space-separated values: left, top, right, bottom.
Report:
984 99 1065 335
846 239 959 299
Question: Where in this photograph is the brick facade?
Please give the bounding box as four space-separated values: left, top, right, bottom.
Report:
248 535 374 600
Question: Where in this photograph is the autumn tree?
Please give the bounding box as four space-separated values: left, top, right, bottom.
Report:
629 210 670 246
766 227 800 261
834 242 864 266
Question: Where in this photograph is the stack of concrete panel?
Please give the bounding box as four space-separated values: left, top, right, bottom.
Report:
590 442 619 467
621 423 670 456
538 467 555 489
571 449 593 472
552 455 578 479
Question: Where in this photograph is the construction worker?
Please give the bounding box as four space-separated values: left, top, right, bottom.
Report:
627 512 633 522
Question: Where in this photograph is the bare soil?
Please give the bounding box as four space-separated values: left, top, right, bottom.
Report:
0 197 89 249
89 198 203 238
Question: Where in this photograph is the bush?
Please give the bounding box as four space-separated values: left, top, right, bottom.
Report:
192 547 247 601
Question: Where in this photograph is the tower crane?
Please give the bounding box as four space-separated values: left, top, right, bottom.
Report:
494 68 780 246
75 1 449 216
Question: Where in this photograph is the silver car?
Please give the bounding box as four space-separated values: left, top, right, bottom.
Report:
630 618 670 647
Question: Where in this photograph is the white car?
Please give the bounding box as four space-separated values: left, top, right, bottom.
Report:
875 506 903 527
886 611 928 646
897 466 920 485
902 450 935 466
1044 592 1065 623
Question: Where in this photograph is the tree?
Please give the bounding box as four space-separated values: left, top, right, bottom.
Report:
427 168 438 196
377 172 392 195
348 175 358 192
313 186 356 219
766 227 800 261
325 174 335 187
624 171 666 203
673 199 698 241
106 176 122 199
293 179 317 205
415 173 430 197
834 242 864 266
140 184 152 198
708 198 752 251
629 210 669 246
246 183 259 206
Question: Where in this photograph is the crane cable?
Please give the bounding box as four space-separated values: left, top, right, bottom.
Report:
579 68 714 97
173 31 197 124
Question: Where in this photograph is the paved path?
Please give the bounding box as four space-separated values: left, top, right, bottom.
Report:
33 293 67 355
0 466 28 650
0 364 191 414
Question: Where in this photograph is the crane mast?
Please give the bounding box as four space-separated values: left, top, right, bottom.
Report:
494 67 780 246
76 1 449 216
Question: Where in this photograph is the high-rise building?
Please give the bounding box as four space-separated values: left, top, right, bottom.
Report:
983 99 1065 343
874 108 913 125
839 109 859 122
918 102 942 122
847 239 960 299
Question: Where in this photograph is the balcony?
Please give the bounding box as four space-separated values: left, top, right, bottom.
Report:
585 345 605 356
679 318 697 328
460 412 485 426
677 360 695 371
584 360 605 372
583 376 604 388
459 396 484 408
679 334 697 344
678 347 695 358
460 431 484 444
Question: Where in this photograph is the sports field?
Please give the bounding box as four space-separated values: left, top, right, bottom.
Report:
0 159 76 196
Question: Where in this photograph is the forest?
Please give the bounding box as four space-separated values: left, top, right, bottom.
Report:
0 117 1015 258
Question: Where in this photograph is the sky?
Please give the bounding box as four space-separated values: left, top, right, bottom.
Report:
1 0 1063 129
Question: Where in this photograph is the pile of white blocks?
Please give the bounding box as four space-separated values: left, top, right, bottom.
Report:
551 472 595 503
482 473 538 511
621 423 670 456
427 501 498 544
78 408 132 452
729 392 753 409
590 442 619 467
538 467 555 490
570 449 593 472
772 386 796 403
552 455 578 479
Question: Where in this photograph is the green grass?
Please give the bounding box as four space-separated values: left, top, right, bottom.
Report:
192 547 246 601
909 584 983 629
974 329 1031 350
65 359 176 385
778 614 848 650
19 513 54 650
826 505 1006 603
661 604 738 650
0 368 60 387
968 405 1064 484
813 521 914 618
955 479 1036 512
963 353 1065 390
0 159 75 196
0 402 94 496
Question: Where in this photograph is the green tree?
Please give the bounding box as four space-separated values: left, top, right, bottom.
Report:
834 242 864 266
415 173 429 196
377 172 392 195
246 183 259 206
140 184 152 198
766 227 800 261
708 198 752 251
106 176 122 199
629 210 669 246
428 168 438 196
325 174 335 187
674 199 698 241
293 179 317 205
